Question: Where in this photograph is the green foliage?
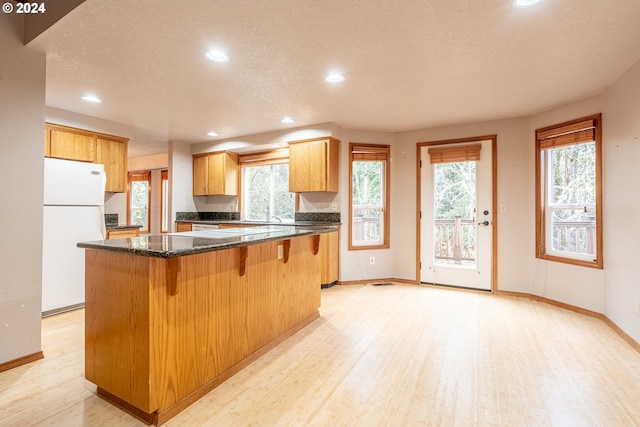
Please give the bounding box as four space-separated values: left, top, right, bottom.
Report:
244 164 294 221
130 181 149 227
549 141 595 207
433 161 476 220
352 161 383 208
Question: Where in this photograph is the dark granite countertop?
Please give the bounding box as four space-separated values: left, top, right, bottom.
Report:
78 226 338 259
105 224 143 230
175 220 341 226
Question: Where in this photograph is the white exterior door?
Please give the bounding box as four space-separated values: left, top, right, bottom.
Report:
420 139 493 290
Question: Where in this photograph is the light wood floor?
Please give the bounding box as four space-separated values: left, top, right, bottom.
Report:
2 283 640 427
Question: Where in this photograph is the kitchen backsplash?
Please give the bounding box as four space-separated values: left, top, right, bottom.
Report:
175 211 340 223
295 212 341 223
104 214 118 226
176 211 241 221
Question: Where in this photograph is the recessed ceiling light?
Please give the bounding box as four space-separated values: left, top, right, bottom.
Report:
207 131 219 137
81 95 102 103
281 117 294 124
513 0 543 8
205 50 229 62
325 72 345 83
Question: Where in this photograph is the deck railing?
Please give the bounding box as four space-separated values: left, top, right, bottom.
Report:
433 217 597 263
550 218 596 255
434 217 476 264
352 215 381 245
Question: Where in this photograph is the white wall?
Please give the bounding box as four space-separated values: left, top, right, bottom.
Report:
526 95 605 313
169 141 197 228
338 129 396 282
0 12 46 364
393 118 532 289
603 59 640 343
45 106 135 140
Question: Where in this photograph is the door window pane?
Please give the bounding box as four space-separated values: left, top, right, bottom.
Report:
433 161 477 266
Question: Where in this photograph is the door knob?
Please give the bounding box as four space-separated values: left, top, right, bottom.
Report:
478 220 490 226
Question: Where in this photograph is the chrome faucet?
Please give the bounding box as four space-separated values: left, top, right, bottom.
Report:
270 215 282 223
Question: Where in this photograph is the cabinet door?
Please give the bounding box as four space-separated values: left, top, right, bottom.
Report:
321 231 340 285
193 156 209 196
49 129 95 162
289 140 328 192
96 138 127 192
175 222 193 232
207 153 225 195
107 228 139 239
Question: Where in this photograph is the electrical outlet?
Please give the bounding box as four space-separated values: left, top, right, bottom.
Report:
635 299 640 317
277 245 283 259
500 203 507 213
331 202 338 211
369 256 375 265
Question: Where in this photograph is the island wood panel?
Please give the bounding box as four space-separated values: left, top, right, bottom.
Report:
85 250 153 411
84 234 323 423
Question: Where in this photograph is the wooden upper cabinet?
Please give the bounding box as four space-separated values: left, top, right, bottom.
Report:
46 127 95 162
288 137 340 192
193 155 209 196
192 151 239 196
96 137 128 193
45 123 129 193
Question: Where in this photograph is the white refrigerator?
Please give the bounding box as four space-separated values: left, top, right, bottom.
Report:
42 158 106 315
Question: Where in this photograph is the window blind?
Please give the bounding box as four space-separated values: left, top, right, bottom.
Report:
351 144 389 161
427 144 481 164
537 118 596 150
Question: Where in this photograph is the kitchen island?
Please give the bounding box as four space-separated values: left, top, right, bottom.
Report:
78 226 336 425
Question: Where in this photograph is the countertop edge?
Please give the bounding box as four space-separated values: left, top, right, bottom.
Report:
175 220 341 226
78 227 338 258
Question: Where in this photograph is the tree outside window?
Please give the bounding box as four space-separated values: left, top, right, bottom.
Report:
242 162 294 222
128 171 151 233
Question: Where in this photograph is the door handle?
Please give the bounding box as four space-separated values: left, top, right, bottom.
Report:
478 221 490 226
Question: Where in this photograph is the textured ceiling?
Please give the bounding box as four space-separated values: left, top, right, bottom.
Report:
28 0 640 157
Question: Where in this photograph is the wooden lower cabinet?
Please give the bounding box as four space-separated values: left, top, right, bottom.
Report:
217 223 258 229
320 229 340 286
106 228 140 239
84 234 325 425
175 222 193 232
